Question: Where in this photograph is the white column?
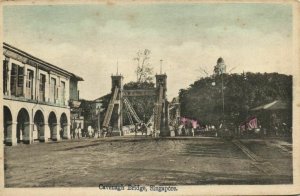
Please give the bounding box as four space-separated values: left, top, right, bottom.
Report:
43 123 50 142
57 77 61 105
23 64 27 97
38 123 45 142
7 121 17 146
7 59 12 96
36 69 40 101
43 74 46 102
54 123 60 141
63 123 71 139
32 68 37 100
22 122 33 144
48 122 59 141
48 72 51 102
65 79 70 105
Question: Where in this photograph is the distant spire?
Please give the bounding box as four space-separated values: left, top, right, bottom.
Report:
160 59 163 74
116 60 119 75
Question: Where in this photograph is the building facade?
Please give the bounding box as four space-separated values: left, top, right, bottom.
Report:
3 43 83 145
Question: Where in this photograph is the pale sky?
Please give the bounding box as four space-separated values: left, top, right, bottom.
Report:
3 3 293 100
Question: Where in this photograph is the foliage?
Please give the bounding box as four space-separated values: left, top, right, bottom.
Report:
179 72 292 128
79 99 95 129
133 49 154 83
123 81 156 125
124 81 155 89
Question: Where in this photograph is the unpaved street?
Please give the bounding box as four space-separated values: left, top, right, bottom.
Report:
4 137 292 187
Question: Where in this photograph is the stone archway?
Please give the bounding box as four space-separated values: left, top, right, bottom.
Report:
3 106 12 145
48 112 58 141
34 110 45 142
60 113 68 139
17 108 31 144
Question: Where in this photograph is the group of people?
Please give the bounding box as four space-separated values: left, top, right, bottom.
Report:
71 122 218 139
169 122 219 137
172 124 195 136
71 125 101 139
133 122 160 138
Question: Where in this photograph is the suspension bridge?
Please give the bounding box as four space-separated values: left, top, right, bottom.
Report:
102 73 172 137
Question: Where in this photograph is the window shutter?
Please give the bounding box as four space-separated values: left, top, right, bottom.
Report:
3 60 8 93
17 66 24 87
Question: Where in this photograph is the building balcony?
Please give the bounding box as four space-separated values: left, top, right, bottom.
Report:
3 94 69 108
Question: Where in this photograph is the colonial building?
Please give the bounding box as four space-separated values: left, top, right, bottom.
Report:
3 43 83 145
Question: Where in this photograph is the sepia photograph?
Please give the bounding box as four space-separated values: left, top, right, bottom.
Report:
1 0 300 195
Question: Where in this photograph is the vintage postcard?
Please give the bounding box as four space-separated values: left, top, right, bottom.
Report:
1 0 300 195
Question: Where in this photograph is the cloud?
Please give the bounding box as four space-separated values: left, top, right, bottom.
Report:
3 4 294 100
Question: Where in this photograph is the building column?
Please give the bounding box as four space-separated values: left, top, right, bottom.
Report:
42 123 50 142
6 121 17 146
51 123 60 141
23 122 33 144
37 123 45 142
23 64 27 97
63 123 71 139
56 123 61 141
7 60 12 96
58 77 62 105
44 74 48 102
47 72 51 102
33 68 37 100
65 79 70 106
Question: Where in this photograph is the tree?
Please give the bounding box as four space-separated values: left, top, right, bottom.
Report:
179 72 292 128
134 49 153 83
119 49 156 125
98 50 156 127
123 81 156 125
79 99 95 130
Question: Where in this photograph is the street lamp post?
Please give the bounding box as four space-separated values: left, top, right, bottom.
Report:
221 72 225 119
98 108 100 132
212 73 225 121
96 105 102 138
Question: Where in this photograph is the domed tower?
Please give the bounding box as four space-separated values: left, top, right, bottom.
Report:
214 57 226 76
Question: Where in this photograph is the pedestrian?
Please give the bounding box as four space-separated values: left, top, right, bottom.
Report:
78 126 82 139
178 124 183 136
91 127 95 138
88 126 92 138
74 127 78 139
148 123 153 137
182 125 186 136
155 129 160 138
169 123 175 137
103 127 107 138
134 123 139 136
60 128 64 139
97 128 101 138
263 127 267 136
187 121 193 136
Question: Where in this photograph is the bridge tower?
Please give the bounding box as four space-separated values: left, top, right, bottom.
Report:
154 74 169 136
111 74 123 134
102 74 123 135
